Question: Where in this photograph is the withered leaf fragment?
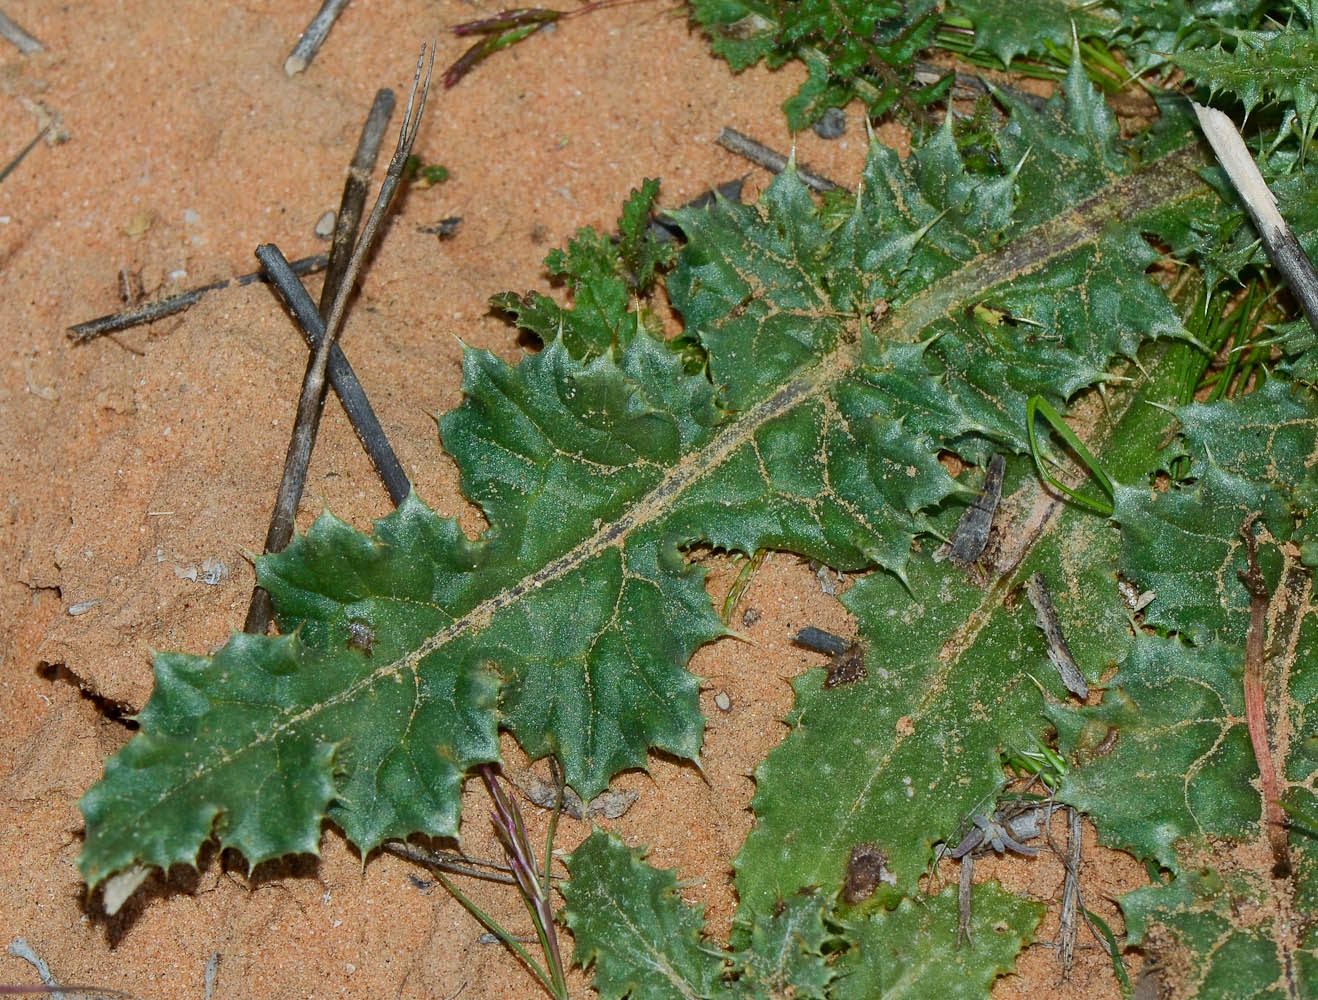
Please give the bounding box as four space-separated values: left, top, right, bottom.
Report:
843 842 891 904
937 454 1005 568
1026 573 1088 698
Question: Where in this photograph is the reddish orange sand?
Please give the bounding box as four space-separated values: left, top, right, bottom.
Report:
0 3 1142 997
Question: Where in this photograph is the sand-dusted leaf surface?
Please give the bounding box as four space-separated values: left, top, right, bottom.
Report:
79 59 1210 896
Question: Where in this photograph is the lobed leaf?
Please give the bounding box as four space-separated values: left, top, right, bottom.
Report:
563 830 726 1000
81 60 1213 900
687 0 940 130
1114 380 1318 644
564 830 1038 1000
1172 1 1318 150
830 884 1043 1000
1054 380 1318 994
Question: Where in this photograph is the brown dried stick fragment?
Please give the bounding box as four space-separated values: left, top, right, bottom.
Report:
318 88 396 315
957 852 974 946
67 254 329 343
243 47 433 634
244 86 403 634
1026 572 1088 699
936 454 1005 567
384 841 519 885
1237 515 1292 878
715 127 841 194
285 0 350 76
1058 806 1083 979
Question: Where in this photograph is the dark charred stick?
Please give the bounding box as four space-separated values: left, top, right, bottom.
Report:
1195 103 1318 335
1026 572 1088 699
793 626 849 657
285 0 350 76
243 91 397 635
0 120 51 185
243 47 433 636
320 88 396 315
937 453 1004 567
0 10 42 53
68 254 329 343
255 244 411 504
1237 515 1291 877
1058 806 1083 978
715 127 841 194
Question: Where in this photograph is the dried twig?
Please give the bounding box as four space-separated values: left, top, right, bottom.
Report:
715 127 841 194
1026 572 1089 699
1237 515 1291 877
0 10 42 53
67 254 328 343
284 0 350 76
253 245 410 504
384 841 519 885
1193 102 1318 334
243 90 404 633
320 88 396 313
0 120 50 185
957 852 974 946
1058 806 1083 978
243 46 433 635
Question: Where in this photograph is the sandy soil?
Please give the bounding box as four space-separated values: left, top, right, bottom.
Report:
0 2 1145 997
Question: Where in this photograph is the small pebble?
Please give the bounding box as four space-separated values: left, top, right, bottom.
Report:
812 107 847 140
67 599 101 616
714 691 732 712
314 210 337 239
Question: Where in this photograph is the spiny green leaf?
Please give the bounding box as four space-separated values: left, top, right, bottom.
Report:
1060 621 1318 995
563 830 726 1000
1120 859 1318 999
1054 381 1318 994
80 61 1212 893
492 181 672 357
1114 380 1318 645
831 884 1043 1000
1172 2 1318 150
947 0 1264 74
563 830 1036 1000
1051 636 1259 871
618 178 674 295
726 892 837 1000
947 0 1118 66
733 346 1184 914
687 0 940 130
79 636 345 886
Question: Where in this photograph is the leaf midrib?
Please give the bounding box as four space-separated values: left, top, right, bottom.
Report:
154 142 1214 814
